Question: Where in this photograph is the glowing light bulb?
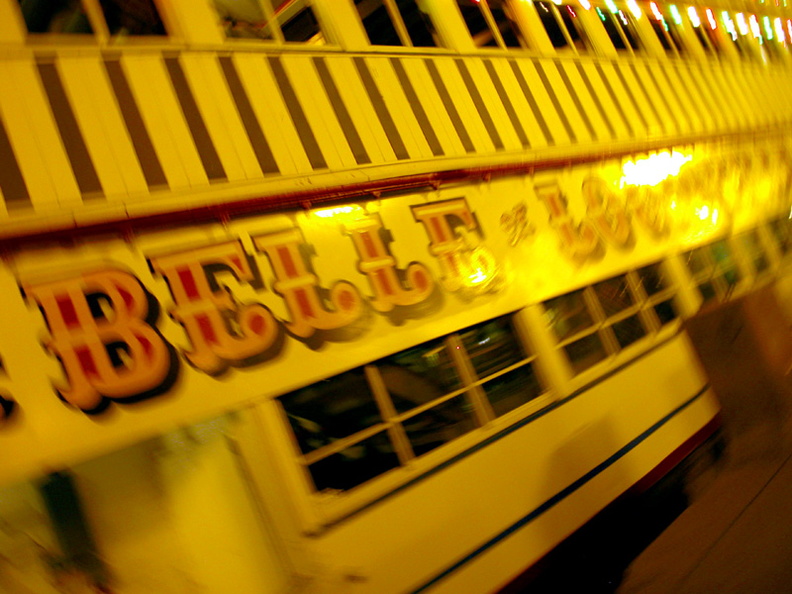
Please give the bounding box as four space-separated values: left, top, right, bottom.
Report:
579 0 592 10
706 9 717 30
722 12 737 39
749 14 761 38
688 6 701 27
669 4 683 25
696 205 710 220
650 2 663 20
775 17 785 42
764 16 774 39
621 151 693 187
605 0 618 14
627 0 642 18
736 13 749 35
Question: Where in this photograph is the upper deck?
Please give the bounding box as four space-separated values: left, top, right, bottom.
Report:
1 0 791 246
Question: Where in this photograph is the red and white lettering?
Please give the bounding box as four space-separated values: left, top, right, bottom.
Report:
581 176 634 248
535 181 601 262
149 241 277 375
343 214 434 312
253 229 362 338
411 199 482 291
23 269 173 411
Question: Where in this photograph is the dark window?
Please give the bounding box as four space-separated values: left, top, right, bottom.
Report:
279 313 546 493
544 289 595 341
379 339 462 414
18 0 166 35
281 368 382 455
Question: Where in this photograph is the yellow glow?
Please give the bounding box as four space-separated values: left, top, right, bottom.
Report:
627 0 642 18
688 6 701 27
695 205 710 220
461 247 498 290
313 205 363 218
621 151 693 187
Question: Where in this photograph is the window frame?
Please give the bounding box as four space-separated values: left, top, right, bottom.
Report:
213 0 328 45
533 0 593 54
276 313 551 501
354 0 441 48
16 0 169 43
455 0 528 50
542 267 679 379
682 239 745 309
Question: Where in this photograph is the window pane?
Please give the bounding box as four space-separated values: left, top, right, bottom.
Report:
654 299 678 325
740 231 769 273
488 0 523 47
560 4 589 50
102 0 166 35
709 240 735 271
460 317 528 379
280 3 324 43
684 247 710 275
593 275 635 317
638 263 669 296
280 368 382 455
403 395 477 456
721 267 741 287
618 10 641 49
611 314 647 349
379 340 462 414
19 0 93 34
483 364 543 417
307 431 399 491
457 0 498 47
544 289 595 341
564 333 608 374
214 0 273 39
649 18 673 51
398 0 439 46
770 218 792 254
535 2 569 48
598 9 628 49
769 218 792 254
356 0 402 46
698 280 717 302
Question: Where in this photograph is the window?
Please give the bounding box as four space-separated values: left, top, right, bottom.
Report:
18 0 166 36
736 230 770 276
543 268 676 376
213 0 324 43
456 0 525 49
595 2 642 52
278 314 546 492
355 0 440 47
534 1 591 52
683 240 742 306
768 216 792 258
646 1 686 56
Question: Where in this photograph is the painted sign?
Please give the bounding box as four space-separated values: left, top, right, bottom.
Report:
0 139 788 484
